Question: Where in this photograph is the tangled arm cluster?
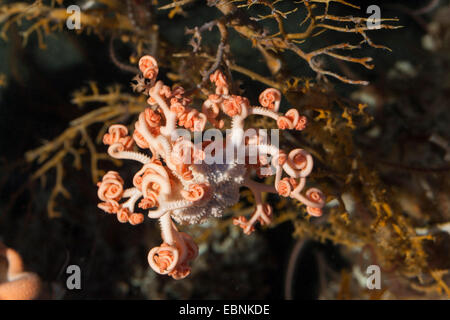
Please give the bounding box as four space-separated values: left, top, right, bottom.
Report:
96 55 325 279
